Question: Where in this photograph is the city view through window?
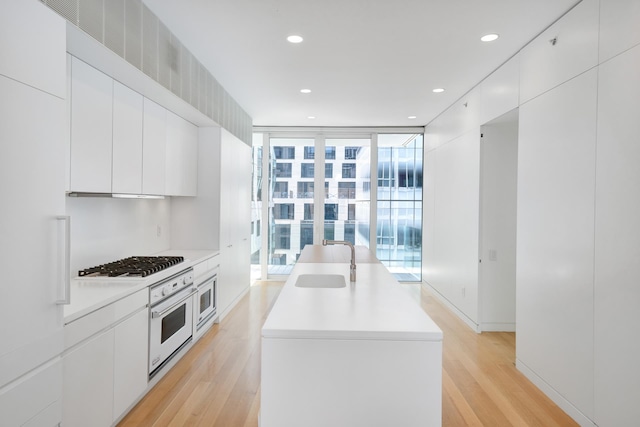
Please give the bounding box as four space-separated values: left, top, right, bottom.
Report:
250 133 423 281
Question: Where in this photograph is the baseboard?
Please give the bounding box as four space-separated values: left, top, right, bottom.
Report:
422 281 480 333
515 359 596 427
480 322 516 332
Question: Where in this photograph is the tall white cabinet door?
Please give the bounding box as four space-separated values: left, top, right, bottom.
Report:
113 309 148 421
516 69 597 420
112 81 143 194
165 111 198 196
218 130 251 316
594 44 640 427
70 57 113 192
0 74 65 426
142 98 166 195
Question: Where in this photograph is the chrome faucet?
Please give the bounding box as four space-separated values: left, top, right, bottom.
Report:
322 239 356 282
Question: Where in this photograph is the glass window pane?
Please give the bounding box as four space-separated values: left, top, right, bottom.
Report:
376 134 423 281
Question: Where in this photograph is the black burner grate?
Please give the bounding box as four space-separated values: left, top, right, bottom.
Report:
78 256 184 277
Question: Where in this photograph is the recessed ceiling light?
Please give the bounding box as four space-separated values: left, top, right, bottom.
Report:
408 116 417 119
432 88 445 93
481 33 499 42
287 35 303 43
300 89 311 94
307 116 316 119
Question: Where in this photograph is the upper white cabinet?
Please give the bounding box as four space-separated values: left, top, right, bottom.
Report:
70 57 113 193
142 98 167 195
165 111 198 196
599 0 640 63
112 81 144 194
0 0 65 98
519 0 599 104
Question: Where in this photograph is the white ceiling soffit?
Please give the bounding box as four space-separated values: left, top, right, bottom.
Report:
143 0 581 128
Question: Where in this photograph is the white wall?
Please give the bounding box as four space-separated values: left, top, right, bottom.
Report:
424 0 640 424
66 197 171 274
479 112 518 331
170 126 222 250
424 130 480 327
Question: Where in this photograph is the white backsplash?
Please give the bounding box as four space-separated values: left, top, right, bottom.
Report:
66 196 172 275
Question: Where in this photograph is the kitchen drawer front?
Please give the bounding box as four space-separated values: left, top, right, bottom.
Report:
193 254 220 283
64 289 148 350
519 0 599 104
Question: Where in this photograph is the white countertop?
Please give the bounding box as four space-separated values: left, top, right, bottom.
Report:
64 249 219 324
262 260 443 341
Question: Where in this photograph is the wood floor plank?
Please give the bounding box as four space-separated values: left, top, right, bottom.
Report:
118 281 578 427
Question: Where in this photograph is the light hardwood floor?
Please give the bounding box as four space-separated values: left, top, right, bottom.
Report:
118 282 577 426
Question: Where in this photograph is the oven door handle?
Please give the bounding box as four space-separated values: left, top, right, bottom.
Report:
151 288 197 318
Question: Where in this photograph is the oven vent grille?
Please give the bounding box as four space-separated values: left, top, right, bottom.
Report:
43 0 252 145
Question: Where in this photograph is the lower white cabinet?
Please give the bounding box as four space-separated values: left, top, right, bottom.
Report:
63 329 115 427
63 290 149 427
113 309 148 421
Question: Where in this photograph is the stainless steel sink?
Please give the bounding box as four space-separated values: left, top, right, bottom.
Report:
294 274 346 288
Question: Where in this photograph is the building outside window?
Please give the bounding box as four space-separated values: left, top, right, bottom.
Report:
304 146 336 159
342 163 356 178
338 182 356 199
274 203 294 220
304 204 313 220
275 163 292 178
348 204 356 220
273 224 291 250
273 181 288 198
274 146 295 159
300 223 313 248
345 146 359 160
301 163 314 178
325 163 333 178
297 182 314 198
325 204 338 221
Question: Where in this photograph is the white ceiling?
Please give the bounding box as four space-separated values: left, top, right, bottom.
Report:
143 0 580 128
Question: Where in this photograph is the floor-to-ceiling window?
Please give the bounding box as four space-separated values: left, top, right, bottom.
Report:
251 129 423 281
377 134 423 281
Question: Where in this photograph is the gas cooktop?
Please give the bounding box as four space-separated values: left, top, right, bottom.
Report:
78 256 185 278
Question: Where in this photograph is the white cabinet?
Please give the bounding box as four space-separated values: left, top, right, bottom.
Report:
516 69 597 420
63 330 115 427
63 290 149 427
113 309 148 421
70 56 114 192
0 3 66 421
599 0 640 63
519 0 599 104
0 0 66 98
218 129 251 317
593 43 640 427
166 110 198 196
143 98 167 195
112 81 144 194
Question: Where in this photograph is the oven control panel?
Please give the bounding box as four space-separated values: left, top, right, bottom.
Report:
149 269 194 306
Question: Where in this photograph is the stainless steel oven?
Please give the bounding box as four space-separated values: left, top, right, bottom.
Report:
196 271 217 331
149 268 195 379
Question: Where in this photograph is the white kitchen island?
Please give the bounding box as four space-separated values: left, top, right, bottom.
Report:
261 246 443 427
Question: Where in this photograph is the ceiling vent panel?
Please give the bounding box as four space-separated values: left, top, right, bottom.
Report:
142 4 158 80
157 21 171 90
124 0 142 71
180 48 191 104
169 34 182 98
78 0 104 43
104 0 125 58
45 0 78 25
190 57 199 110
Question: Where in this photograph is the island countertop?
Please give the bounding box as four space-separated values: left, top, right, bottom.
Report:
261 251 442 341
